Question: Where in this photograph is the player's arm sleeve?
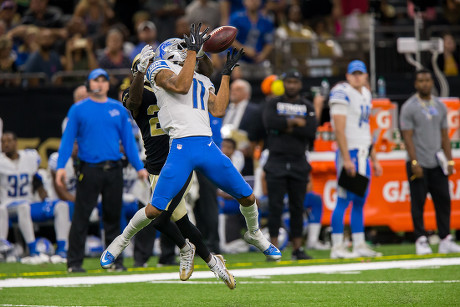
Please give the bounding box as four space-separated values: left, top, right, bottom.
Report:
263 99 288 131
120 109 144 171
328 86 349 107
57 105 78 169
399 103 414 131
145 60 173 85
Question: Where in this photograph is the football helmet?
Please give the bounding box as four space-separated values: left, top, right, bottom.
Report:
154 38 188 65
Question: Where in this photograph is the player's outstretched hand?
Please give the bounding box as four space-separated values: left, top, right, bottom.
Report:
137 45 155 74
184 23 210 53
222 48 244 76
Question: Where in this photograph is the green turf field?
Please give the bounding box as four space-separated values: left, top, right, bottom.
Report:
1 244 459 306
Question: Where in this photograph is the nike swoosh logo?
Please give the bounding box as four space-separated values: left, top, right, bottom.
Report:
208 142 212 146
100 251 115 267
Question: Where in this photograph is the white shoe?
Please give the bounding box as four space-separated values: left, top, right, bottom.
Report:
21 253 49 265
179 239 195 281
438 234 460 254
244 230 281 260
353 243 382 257
307 241 331 250
415 236 433 255
50 254 67 264
100 235 130 269
330 245 359 259
209 254 236 290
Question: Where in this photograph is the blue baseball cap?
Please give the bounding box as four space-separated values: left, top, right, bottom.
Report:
87 68 109 81
347 60 367 74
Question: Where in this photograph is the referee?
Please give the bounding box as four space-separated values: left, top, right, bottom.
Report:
56 68 148 273
263 70 317 260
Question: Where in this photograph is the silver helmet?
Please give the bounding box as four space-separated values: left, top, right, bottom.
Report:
154 38 188 65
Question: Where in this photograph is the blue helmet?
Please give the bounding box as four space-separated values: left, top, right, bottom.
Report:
154 38 188 65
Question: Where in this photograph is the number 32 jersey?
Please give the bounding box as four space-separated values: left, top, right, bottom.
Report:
0 149 40 206
329 82 372 149
146 59 214 139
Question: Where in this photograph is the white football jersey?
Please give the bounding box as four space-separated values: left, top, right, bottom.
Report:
47 152 76 199
0 150 40 206
146 59 214 139
329 82 372 149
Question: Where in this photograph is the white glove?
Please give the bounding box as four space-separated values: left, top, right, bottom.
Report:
137 44 155 74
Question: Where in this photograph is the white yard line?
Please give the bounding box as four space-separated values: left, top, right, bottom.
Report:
0 257 459 288
150 280 460 285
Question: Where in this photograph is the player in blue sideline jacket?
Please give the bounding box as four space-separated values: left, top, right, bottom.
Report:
102 23 281 288
329 60 383 259
56 68 149 273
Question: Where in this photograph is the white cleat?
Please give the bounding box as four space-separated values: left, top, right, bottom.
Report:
330 245 359 259
244 230 282 260
50 254 67 264
307 241 331 251
179 239 196 281
21 253 49 265
209 254 236 290
438 234 460 254
415 236 433 255
100 235 130 269
353 243 382 257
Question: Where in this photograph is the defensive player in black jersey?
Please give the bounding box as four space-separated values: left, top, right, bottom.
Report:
112 44 235 288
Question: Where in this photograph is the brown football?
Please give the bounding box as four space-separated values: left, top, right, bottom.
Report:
203 26 238 53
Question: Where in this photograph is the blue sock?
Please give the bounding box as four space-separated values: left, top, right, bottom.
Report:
56 240 66 252
331 196 350 234
351 196 365 233
28 241 38 256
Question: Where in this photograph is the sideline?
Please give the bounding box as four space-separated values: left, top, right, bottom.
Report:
0 257 459 288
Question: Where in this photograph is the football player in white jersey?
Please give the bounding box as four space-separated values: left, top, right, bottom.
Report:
0 132 48 264
329 60 383 259
102 23 280 287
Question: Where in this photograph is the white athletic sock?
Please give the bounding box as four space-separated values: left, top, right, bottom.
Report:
352 232 365 247
53 201 70 247
0 206 8 239
180 240 191 253
307 223 322 246
331 233 344 248
122 207 152 242
17 203 35 244
207 254 217 268
240 203 260 233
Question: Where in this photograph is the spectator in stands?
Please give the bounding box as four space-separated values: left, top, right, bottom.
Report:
63 36 98 72
436 33 459 77
311 17 343 59
222 79 264 175
229 0 274 79
23 28 62 86
21 0 64 28
220 0 245 26
144 0 186 43
442 0 460 25
0 34 19 86
0 0 20 31
275 4 315 75
130 21 159 62
400 69 460 255
74 0 114 48
186 0 221 31
98 28 130 70
8 25 40 69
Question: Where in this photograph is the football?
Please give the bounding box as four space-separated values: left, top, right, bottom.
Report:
203 26 238 53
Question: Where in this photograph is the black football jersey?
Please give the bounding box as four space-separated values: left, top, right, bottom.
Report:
122 85 169 174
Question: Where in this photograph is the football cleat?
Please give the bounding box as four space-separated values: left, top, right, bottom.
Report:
330 245 359 259
415 236 433 255
307 241 331 250
100 235 130 269
353 243 382 257
20 253 49 265
438 234 460 254
244 230 282 260
210 254 236 290
179 239 195 281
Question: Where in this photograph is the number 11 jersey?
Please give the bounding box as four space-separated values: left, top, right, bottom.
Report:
146 59 214 139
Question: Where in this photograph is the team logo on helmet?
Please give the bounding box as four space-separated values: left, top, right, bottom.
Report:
155 38 188 65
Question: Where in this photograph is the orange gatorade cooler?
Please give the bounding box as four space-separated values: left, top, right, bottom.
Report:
369 98 396 152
